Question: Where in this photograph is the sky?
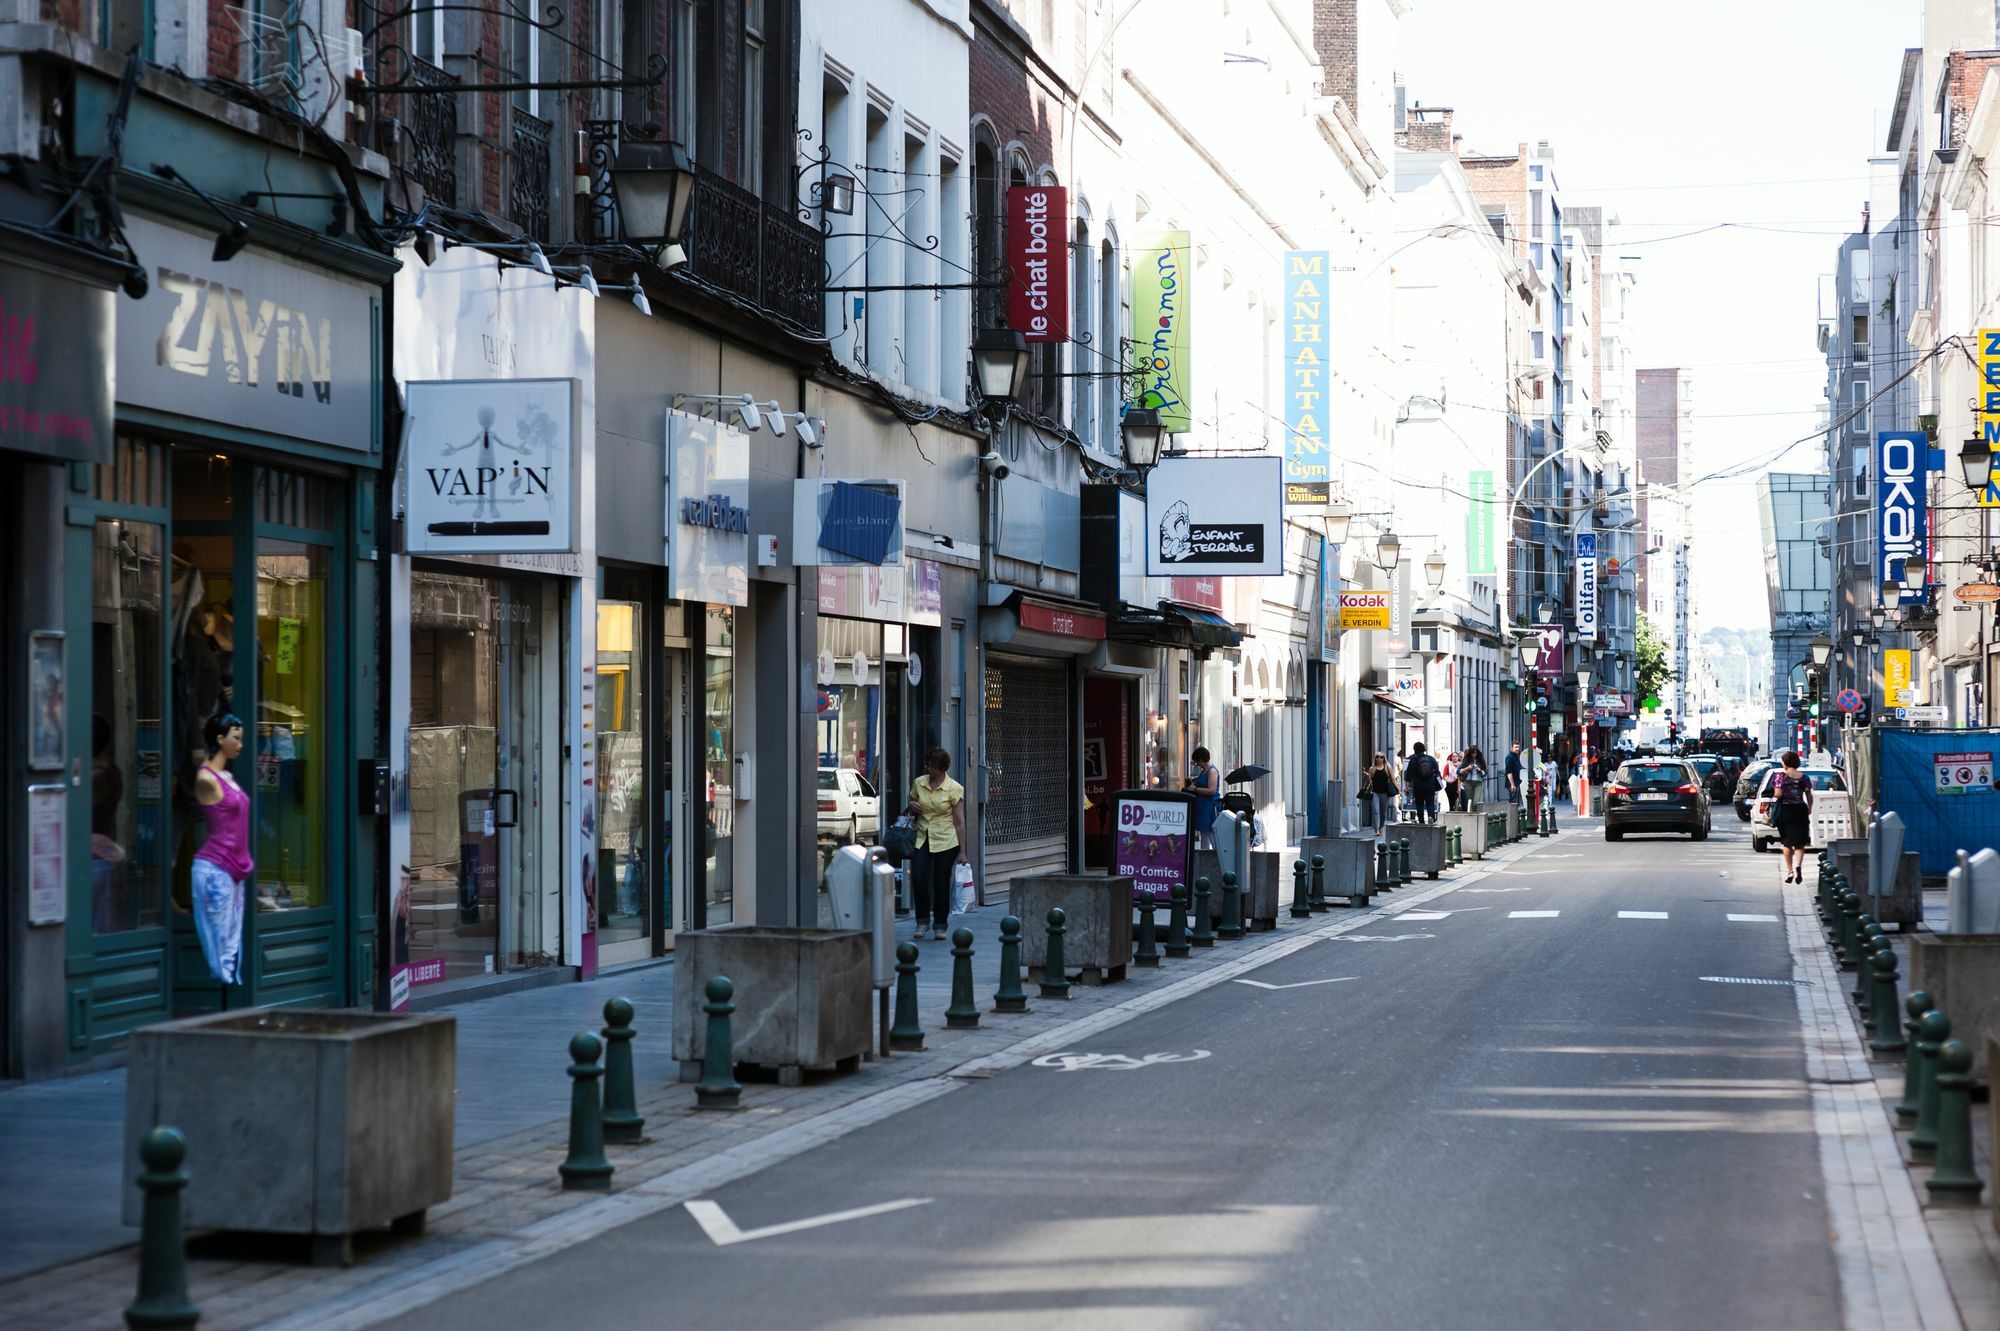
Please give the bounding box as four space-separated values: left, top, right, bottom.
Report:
1395 0 1919 634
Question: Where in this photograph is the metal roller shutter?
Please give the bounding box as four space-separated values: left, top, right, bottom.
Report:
983 656 1072 843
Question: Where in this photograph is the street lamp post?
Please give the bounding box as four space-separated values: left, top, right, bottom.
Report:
1577 664 1594 817
1517 633 1542 827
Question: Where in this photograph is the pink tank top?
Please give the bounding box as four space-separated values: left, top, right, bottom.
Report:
194 767 255 880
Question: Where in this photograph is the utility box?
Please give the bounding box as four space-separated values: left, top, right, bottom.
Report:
826 844 896 989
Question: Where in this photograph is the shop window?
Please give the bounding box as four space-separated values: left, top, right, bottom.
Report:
815 616 885 895
704 607 735 926
90 516 167 936
596 597 649 949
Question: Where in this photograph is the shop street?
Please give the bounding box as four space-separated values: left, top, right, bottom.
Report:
403 820 1849 1331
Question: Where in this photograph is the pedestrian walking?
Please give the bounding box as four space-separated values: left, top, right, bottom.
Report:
1443 751 1462 814
191 712 251 985
1184 746 1222 850
903 747 967 940
1403 743 1442 824
1504 741 1523 805
1772 750 1814 884
1459 745 1489 811
1367 753 1398 835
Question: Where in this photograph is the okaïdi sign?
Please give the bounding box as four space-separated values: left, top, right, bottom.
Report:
1006 185 1068 343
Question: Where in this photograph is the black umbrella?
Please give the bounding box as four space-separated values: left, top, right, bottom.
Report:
1224 764 1271 785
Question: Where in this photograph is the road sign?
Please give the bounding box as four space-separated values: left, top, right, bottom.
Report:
1606 556 1622 576
1836 688 1863 714
1936 751 1994 795
1904 704 1947 723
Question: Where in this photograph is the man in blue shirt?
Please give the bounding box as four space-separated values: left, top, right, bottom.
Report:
1504 741 1523 803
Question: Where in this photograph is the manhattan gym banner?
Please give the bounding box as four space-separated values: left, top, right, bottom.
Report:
1282 250 1331 504
1133 231 1192 433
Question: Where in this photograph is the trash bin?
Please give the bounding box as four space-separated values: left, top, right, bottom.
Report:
826 844 895 990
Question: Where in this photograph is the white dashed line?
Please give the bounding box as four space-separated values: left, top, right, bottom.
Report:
1395 911 1451 921
1727 913 1779 923
1508 910 1560 919
1617 911 1669 919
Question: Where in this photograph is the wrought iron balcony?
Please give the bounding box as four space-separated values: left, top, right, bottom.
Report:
680 163 824 335
508 106 552 244
402 57 458 207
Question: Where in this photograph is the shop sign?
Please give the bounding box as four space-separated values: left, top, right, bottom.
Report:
909 559 943 627
793 478 905 567
1145 455 1282 576
1574 530 1598 642
1317 545 1340 663
1339 590 1390 630
1884 648 1913 707
1956 582 2000 604
1006 185 1069 343
404 378 579 554
1170 576 1223 609
1020 600 1106 640
1533 625 1564 675
1132 231 1192 432
1876 430 1928 601
0 261 115 464
120 215 376 452
1111 789 1195 902
1935 751 1993 795
1281 250 1330 505
817 564 906 621
1467 471 1495 576
1979 327 2000 506
668 410 751 606
27 785 64 926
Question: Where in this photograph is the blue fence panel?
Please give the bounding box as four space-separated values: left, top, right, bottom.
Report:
1876 728 2000 875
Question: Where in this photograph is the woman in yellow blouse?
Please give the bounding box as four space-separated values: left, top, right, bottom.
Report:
904 746 968 940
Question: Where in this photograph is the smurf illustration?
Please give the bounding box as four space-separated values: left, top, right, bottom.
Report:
1159 499 1193 563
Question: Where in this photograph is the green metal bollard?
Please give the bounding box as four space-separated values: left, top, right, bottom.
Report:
946 928 981 1029
1219 871 1245 940
890 944 926 1049
1836 891 1860 971
1310 854 1328 912
1397 838 1412 886
1290 860 1312 919
1910 1009 1952 1162
1374 841 1391 890
994 915 1029 1012
695 977 744 1108
1040 908 1072 998
560 1031 614 1188
1191 878 1216 947
1896 989 1932 1125
1449 827 1461 866
599 997 644 1145
124 1127 199 1331
1135 891 1161 967
1166 883 1192 959
1926 1039 1985 1204
1856 919 1883 1009
1869 947 1906 1056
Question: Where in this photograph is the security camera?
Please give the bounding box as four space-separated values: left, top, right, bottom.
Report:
979 451 1010 479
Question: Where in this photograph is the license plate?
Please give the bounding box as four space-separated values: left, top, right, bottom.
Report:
1638 793 1671 802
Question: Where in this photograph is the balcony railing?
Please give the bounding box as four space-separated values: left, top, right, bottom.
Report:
402 57 458 206
508 106 552 244
681 164 825 335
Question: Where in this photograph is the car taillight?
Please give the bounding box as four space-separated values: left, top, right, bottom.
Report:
1676 783 1699 794
1606 783 1629 796
818 798 837 812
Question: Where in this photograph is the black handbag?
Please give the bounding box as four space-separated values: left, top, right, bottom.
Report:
882 815 919 865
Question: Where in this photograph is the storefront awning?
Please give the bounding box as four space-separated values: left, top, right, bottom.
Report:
981 590 1108 657
1371 690 1424 719
1109 600 1244 650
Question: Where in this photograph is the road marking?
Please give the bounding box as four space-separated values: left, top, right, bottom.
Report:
1456 887 1534 894
1030 1050 1213 1071
1699 976 1807 987
1395 911 1451 921
1726 913 1779 923
684 1197 930 1247
1508 910 1560 919
1231 976 1359 991
1618 911 1669 919
1331 933 1436 942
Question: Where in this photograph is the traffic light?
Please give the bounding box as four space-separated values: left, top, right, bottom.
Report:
1808 699 1821 719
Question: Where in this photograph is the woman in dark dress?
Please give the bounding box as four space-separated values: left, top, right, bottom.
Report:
1772 750 1815 884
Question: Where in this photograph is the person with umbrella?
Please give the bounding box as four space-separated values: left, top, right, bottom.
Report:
1183 746 1222 849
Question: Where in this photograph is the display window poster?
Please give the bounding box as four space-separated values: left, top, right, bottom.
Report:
1111 789 1195 903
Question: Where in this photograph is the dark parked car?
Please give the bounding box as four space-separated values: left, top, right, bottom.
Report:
1732 759 1777 821
1604 759 1711 841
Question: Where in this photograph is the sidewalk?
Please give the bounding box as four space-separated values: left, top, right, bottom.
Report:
0 835 1551 1330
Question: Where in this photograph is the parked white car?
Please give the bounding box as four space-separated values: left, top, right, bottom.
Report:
816 767 880 844
1748 766 1847 853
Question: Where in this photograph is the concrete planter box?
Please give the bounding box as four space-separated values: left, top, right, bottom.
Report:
673 927 872 1084
1018 873 1133 985
1389 823 1447 878
1475 801 1514 843
1830 839 1921 929
1828 838 1868 894
1299 834 1375 905
1192 849 1281 929
1440 811 1486 858
124 1009 455 1264
1908 934 2000 1084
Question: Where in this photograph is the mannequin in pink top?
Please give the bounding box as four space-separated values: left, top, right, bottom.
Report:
192 712 253 985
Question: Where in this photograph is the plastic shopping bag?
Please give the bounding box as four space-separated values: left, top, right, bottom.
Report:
951 862 977 914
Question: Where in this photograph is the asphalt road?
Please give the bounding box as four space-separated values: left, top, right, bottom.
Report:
423 814 1841 1330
